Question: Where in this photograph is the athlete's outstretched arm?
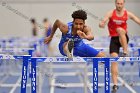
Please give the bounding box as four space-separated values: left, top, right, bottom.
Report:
44 19 68 44
128 11 140 25
99 10 113 28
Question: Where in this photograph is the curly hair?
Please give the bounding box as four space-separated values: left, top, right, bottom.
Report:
30 18 36 24
43 18 48 23
71 10 87 21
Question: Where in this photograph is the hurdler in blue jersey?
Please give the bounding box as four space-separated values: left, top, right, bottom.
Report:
44 10 106 58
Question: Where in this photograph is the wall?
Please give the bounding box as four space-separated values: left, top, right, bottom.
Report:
0 1 140 38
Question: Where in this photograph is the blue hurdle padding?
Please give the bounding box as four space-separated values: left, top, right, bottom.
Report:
31 58 36 93
104 58 110 93
93 58 98 93
138 49 140 77
21 55 31 93
31 57 140 62
93 58 110 93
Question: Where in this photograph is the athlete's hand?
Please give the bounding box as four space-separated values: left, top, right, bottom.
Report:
99 21 105 28
44 36 52 44
77 30 87 39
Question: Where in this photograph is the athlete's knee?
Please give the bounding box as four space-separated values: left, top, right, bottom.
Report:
110 52 118 57
96 52 106 57
116 28 126 36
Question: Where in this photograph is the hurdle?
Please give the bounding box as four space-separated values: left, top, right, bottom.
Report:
29 56 140 93
0 37 48 57
0 48 137 93
0 48 34 93
0 48 34 76
0 54 30 93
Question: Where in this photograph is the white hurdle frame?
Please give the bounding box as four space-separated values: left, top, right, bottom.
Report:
30 55 140 93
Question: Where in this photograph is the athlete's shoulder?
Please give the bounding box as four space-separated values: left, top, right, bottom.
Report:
110 9 114 15
123 9 128 13
125 9 133 15
55 19 69 34
83 25 91 32
106 10 114 18
126 10 136 19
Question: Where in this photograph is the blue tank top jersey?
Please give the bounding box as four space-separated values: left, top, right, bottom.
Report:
59 22 83 46
58 22 99 57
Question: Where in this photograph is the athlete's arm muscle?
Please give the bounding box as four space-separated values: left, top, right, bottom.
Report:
99 10 113 28
44 19 68 44
128 11 140 25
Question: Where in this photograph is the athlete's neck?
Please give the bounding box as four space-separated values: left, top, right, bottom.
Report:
116 9 125 17
72 28 77 36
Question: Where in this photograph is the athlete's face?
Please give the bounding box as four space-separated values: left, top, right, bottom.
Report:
115 0 125 11
73 19 85 31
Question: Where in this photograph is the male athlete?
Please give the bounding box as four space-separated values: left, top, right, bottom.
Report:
99 0 140 92
43 18 52 37
45 10 105 58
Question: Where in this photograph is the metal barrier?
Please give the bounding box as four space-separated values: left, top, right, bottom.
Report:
29 56 140 93
0 54 31 93
1 48 140 93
